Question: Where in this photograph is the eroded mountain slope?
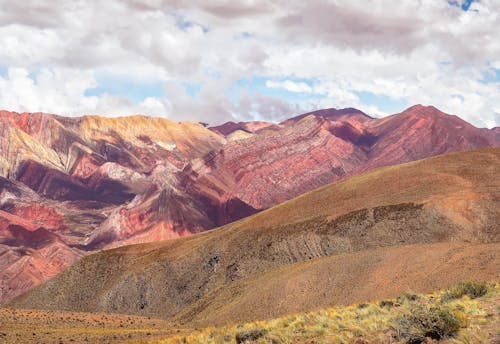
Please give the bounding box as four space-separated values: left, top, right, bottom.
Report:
1 105 498 302
9 149 499 325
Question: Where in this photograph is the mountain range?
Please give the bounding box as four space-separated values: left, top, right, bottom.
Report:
9 148 500 326
0 104 499 303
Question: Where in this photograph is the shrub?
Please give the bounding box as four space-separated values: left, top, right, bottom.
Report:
393 305 461 344
379 300 394 308
441 281 488 302
397 292 419 304
235 328 268 343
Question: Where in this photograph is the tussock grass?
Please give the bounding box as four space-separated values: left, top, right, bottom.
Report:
441 281 489 303
154 282 498 344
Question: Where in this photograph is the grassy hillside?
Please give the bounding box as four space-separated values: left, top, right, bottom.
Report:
156 282 500 344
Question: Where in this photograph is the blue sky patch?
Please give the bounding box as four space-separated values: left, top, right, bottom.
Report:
84 76 164 102
182 82 202 98
171 11 209 33
448 0 475 11
482 68 500 83
226 77 322 105
0 65 8 78
355 91 409 114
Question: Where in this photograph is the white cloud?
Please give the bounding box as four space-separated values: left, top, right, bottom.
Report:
266 80 312 93
0 68 96 115
0 0 499 127
0 67 170 117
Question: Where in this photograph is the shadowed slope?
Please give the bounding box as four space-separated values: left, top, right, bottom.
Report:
9 149 500 325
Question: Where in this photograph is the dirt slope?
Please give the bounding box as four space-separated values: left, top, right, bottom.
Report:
8 149 499 325
175 242 499 325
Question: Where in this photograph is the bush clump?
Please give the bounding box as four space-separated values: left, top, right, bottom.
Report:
397 292 419 304
393 305 461 344
235 328 268 343
441 281 488 302
379 300 394 308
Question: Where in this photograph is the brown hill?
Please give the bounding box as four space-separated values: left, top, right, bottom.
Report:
9 149 500 326
2 283 499 343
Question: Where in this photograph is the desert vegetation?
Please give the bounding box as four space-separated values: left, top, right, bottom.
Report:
155 282 498 344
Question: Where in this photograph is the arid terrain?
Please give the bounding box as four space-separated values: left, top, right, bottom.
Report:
1 282 498 343
1 105 499 303
8 149 499 330
0 307 180 343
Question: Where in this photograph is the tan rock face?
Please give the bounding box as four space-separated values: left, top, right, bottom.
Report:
0 105 499 302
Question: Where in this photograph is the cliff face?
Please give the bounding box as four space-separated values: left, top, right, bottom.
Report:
1 105 499 302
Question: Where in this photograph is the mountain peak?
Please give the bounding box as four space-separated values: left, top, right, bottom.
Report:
280 107 372 126
403 104 444 114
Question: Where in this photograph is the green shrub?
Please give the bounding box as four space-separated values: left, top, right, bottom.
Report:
235 328 267 343
393 305 461 344
441 281 488 302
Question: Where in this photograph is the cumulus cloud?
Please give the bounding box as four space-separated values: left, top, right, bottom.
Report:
0 0 499 127
0 67 171 117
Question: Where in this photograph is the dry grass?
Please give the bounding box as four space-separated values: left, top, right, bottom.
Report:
153 283 499 344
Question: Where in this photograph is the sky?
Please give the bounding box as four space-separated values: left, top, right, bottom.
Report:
0 0 499 128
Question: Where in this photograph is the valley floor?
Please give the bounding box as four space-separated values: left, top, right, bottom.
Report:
1 283 498 343
0 308 184 343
